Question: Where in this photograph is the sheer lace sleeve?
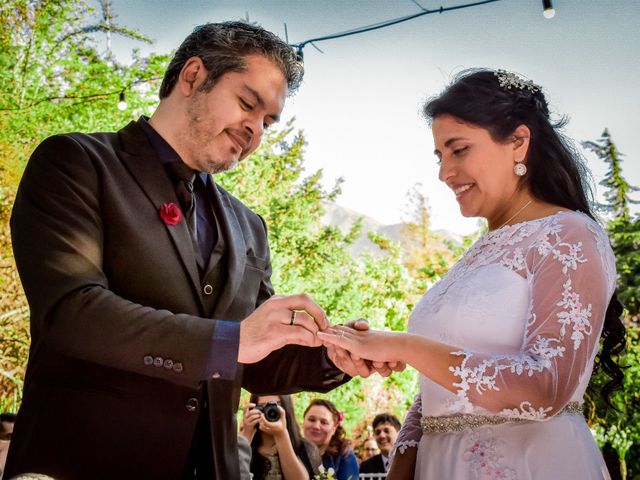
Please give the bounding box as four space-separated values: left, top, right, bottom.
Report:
392 393 422 457
448 214 615 419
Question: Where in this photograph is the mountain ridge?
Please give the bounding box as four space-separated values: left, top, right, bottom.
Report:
321 201 465 256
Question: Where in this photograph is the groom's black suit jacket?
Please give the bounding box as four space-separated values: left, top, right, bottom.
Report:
6 119 341 479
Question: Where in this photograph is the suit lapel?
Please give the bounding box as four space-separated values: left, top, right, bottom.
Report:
211 183 246 314
116 121 203 310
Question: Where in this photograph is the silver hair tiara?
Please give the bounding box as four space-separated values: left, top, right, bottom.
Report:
494 70 540 93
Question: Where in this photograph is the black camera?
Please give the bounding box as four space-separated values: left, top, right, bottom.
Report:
255 401 281 422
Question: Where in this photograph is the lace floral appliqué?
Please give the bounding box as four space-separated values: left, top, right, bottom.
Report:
556 279 593 350
499 401 552 420
392 439 420 456
449 334 565 414
445 212 609 419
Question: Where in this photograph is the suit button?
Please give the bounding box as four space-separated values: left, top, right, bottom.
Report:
186 398 199 412
153 356 163 367
143 355 153 366
173 362 183 373
212 372 221 379
163 359 174 369
203 284 213 295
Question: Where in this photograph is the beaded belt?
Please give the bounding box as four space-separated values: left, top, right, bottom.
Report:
420 401 582 435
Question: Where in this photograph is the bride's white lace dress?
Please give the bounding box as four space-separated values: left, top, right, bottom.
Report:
394 211 614 479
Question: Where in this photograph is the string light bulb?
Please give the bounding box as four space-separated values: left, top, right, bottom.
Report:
542 0 555 19
117 91 127 111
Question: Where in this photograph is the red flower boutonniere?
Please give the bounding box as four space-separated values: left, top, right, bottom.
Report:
160 202 181 225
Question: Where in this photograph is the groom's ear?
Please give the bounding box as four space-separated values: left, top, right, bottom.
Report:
178 57 206 97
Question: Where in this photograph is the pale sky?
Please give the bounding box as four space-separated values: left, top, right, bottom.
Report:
99 0 640 235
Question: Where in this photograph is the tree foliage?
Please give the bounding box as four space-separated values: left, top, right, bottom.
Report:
584 129 640 479
5 8 640 479
401 186 452 288
583 129 639 220
0 0 168 410
587 327 640 480
583 129 640 317
400 184 480 292
218 127 433 432
0 1 455 432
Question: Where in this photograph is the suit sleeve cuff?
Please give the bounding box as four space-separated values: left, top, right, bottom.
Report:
203 320 240 381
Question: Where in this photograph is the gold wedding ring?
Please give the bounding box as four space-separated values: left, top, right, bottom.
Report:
290 310 297 326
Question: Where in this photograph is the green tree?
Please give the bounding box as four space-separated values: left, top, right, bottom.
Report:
586 328 640 480
400 184 473 290
584 129 639 220
0 2 460 439
219 125 425 432
608 218 640 318
583 129 640 479
583 129 640 316
0 0 169 409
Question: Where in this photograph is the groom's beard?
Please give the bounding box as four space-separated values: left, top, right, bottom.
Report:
181 94 246 174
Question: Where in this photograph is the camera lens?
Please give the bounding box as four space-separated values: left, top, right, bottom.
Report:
262 401 281 422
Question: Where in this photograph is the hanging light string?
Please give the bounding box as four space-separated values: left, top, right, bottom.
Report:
290 0 502 59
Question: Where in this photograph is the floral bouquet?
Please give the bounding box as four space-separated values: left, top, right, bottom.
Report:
313 465 337 480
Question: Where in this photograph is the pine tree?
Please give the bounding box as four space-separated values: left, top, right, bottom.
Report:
583 129 639 220
583 129 640 479
583 130 640 316
399 184 464 289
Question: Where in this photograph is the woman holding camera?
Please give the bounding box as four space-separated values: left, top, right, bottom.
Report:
241 394 321 480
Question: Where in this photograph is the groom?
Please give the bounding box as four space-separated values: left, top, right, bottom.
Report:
6 21 384 479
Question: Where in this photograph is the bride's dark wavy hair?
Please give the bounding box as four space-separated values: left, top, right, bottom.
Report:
422 68 626 406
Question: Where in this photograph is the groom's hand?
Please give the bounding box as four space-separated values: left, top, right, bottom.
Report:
371 359 407 377
238 294 327 364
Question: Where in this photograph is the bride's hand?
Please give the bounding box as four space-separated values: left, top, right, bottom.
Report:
324 319 375 378
324 319 406 377
318 325 404 364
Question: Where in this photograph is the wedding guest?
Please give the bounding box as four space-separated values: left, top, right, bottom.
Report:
242 394 320 479
319 69 626 480
359 413 400 474
360 438 378 463
303 399 358 480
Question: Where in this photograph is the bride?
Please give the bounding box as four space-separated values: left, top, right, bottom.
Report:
318 69 625 479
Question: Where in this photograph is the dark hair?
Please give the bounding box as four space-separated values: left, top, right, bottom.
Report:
372 413 401 432
249 394 320 478
424 69 594 212
0 412 16 423
159 21 303 99
304 398 351 457
423 68 626 406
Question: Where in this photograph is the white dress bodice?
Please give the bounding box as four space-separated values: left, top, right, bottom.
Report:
395 211 616 479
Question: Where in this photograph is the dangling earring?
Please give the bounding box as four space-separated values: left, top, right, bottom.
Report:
514 161 527 176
